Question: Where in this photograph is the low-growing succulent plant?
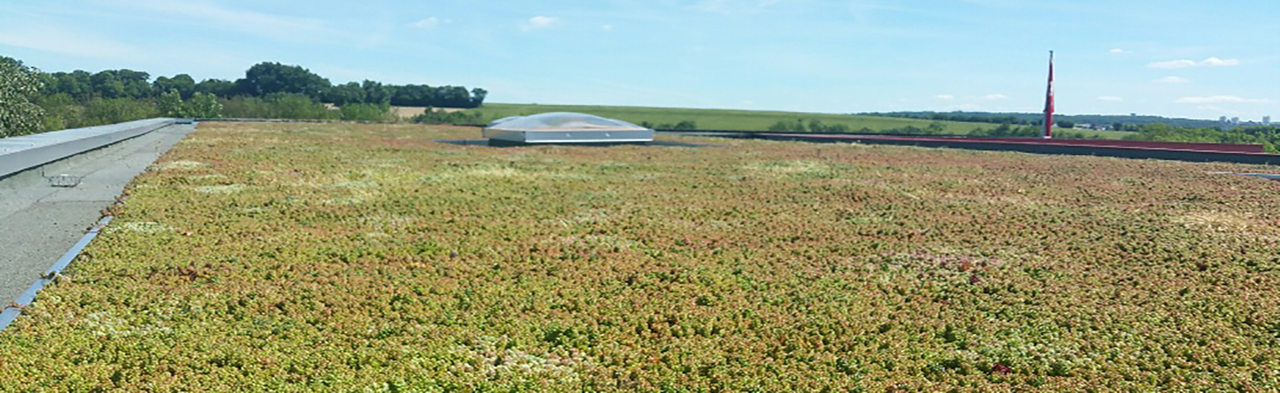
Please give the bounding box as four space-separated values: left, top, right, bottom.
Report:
1 122 1277 391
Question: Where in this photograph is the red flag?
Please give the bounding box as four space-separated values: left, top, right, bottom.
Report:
1044 51 1055 138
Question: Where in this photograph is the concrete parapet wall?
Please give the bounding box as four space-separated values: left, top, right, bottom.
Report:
758 134 1280 165
0 118 175 179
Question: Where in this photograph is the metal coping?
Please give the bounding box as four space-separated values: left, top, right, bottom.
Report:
759 133 1280 165
661 130 1268 154
0 118 176 179
758 133 1269 154
436 139 716 148
0 118 175 332
0 217 112 332
659 131 1280 166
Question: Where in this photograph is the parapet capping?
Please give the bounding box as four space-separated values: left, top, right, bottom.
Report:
0 118 176 179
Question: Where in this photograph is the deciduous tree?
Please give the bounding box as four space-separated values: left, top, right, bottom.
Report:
195 78 237 98
154 74 196 99
0 56 45 137
236 62 331 100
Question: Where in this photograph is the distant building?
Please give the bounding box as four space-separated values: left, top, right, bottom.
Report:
1073 123 1110 131
1220 116 1230 123
1265 116 1272 126
1232 117 1240 125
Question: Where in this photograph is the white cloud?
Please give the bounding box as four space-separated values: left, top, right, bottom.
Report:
1201 57 1240 67
410 17 449 29
934 94 955 100
1153 76 1190 84
1097 96 1124 102
1148 57 1241 69
1175 95 1273 104
982 93 1007 100
1109 48 1124 54
521 16 559 31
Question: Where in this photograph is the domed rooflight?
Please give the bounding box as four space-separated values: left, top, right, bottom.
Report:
483 112 654 145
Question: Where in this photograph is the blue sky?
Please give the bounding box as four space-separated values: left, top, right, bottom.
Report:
1 0 1276 120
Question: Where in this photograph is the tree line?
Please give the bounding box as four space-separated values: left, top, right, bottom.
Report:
1 56 488 136
862 111 1226 130
862 112 1042 127
1123 123 1280 153
39 62 487 108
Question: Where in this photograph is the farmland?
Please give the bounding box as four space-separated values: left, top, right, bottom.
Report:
1 122 1279 390
469 103 987 134
464 103 1132 139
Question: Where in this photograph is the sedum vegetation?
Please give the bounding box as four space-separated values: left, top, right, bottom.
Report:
1 123 1279 390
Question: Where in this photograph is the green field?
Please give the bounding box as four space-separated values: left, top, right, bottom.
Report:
466 103 1132 139
1 122 1277 390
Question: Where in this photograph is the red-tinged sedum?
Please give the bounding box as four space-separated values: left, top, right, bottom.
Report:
1 122 1278 391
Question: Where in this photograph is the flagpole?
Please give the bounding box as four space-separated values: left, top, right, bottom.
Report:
1044 51 1055 139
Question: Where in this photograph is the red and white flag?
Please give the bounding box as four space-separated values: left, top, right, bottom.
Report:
1043 51 1055 138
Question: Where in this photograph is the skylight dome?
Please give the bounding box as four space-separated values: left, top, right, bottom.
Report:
485 112 648 131
482 112 654 144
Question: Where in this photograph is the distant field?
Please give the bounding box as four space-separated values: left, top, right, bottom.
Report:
392 106 466 119
466 103 1132 139
1059 128 1130 139
2 122 1277 390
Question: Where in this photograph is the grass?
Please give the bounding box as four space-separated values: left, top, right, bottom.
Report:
466 103 1133 139
1 122 1278 390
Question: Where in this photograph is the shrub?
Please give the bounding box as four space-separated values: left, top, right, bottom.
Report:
157 90 187 117
411 108 483 125
266 93 334 120
220 94 333 120
186 92 223 119
219 97 274 119
35 93 84 131
338 103 394 122
82 97 159 125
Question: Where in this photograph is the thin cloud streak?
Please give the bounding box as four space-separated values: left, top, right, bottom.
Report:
110 0 356 45
410 17 448 29
0 24 144 61
1148 57 1241 69
521 16 559 31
